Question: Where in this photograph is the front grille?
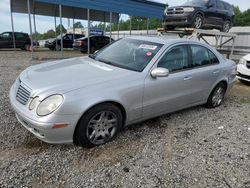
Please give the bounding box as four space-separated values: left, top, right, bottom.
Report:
16 82 31 105
167 7 184 15
247 61 250 69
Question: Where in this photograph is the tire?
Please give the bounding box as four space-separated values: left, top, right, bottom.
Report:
164 25 175 31
192 14 203 29
21 44 30 51
74 103 123 148
205 83 226 108
222 20 231 33
55 44 61 51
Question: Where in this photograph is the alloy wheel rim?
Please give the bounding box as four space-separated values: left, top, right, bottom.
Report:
87 111 117 145
194 17 202 28
212 87 224 106
224 23 230 32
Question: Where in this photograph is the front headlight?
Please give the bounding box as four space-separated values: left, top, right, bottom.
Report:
37 95 63 116
238 58 246 65
183 7 195 12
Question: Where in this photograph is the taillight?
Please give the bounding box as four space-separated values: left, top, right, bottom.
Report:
80 40 86 46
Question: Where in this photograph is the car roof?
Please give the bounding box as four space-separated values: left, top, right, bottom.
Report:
1 32 28 34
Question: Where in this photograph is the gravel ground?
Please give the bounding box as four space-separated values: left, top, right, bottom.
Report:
0 50 250 188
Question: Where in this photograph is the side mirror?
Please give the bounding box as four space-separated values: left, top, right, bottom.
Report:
151 67 169 78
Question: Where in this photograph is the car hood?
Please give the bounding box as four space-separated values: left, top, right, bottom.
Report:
20 56 136 97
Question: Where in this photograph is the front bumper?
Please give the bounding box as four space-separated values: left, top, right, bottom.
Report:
163 13 194 27
9 84 80 144
237 64 250 82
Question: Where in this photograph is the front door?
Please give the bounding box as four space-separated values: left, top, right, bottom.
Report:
143 44 201 119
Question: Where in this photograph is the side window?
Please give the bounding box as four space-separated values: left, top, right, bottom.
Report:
67 35 73 40
208 50 220 64
208 0 216 8
225 3 233 12
157 45 189 72
190 45 210 67
217 1 225 10
1 33 11 39
15 33 24 39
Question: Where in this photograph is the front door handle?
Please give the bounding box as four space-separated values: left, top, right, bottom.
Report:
184 75 192 81
213 70 220 74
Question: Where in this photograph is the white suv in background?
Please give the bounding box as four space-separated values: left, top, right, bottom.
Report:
237 54 250 83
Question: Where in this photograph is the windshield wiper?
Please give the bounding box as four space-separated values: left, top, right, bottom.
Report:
97 58 114 65
98 58 139 72
88 54 96 60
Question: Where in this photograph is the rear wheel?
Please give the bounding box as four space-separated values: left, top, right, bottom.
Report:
74 103 123 148
205 83 226 108
193 14 203 29
21 44 30 51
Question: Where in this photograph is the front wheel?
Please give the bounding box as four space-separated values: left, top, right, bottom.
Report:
74 103 123 148
192 14 203 29
222 20 231 33
205 83 226 108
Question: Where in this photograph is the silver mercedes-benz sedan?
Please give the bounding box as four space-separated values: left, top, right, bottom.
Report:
10 36 236 148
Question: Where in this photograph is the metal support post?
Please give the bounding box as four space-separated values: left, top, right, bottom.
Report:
10 1 16 49
73 18 75 40
27 0 34 59
147 18 149 35
129 16 132 36
109 12 112 43
33 14 37 48
87 9 90 54
59 4 63 58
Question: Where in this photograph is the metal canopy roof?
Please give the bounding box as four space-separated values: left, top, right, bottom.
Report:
11 0 166 21
11 0 119 23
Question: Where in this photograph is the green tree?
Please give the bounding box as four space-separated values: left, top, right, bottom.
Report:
73 21 84 28
56 24 67 34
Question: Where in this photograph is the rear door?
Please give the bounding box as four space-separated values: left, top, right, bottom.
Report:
63 34 73 48
187 44 221 101
216 0 227 25
15 33 25 48
205 0 219 25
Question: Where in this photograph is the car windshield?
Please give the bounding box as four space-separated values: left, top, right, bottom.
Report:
182 0 208 6
92 38 163 72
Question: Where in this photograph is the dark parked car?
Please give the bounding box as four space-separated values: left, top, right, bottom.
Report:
73 36 114 53
46 33 85 51
163 0 234 32
0 32 31 50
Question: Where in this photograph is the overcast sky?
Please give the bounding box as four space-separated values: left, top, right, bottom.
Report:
0 0 249 34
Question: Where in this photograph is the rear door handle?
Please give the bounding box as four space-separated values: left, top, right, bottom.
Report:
184 75 192 81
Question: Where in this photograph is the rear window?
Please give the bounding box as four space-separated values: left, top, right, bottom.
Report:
224 3 233 12
15 33 25 39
